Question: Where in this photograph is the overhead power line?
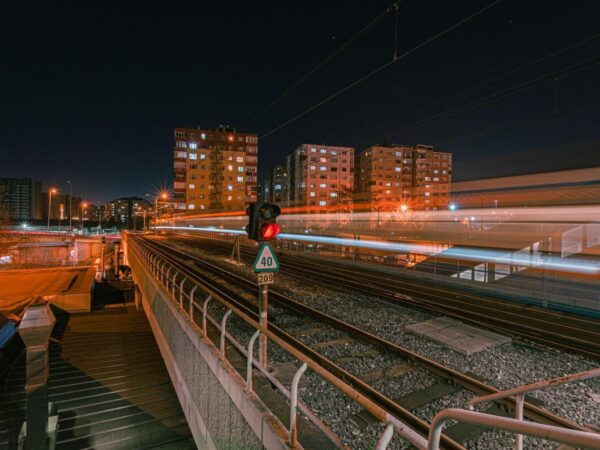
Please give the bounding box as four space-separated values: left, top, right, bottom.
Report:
243 1 402 129
356 31 600 146
368 54 600 143
260 0 504 140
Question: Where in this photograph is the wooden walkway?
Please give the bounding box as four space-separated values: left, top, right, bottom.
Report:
0 305 196 449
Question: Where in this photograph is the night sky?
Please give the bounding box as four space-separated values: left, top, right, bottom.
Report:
1 0 599 202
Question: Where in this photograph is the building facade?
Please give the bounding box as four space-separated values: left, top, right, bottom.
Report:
105 197 152 227
355 144 452 211
411 145 452 210
262 165 288 204
0 178 42 222
173 126 258 212
286 144 355 211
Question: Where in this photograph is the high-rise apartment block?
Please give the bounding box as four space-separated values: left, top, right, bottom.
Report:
173 126 258 212
262 165 288 204
286 144 354 210
0 178 42 222
355 144 452 211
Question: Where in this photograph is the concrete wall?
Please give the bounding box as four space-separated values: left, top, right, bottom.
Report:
124 237 290 450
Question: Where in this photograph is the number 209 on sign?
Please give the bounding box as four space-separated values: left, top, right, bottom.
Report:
257 273 275 285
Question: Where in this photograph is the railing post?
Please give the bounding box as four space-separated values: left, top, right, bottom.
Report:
515 394 524 450
172 271 179 298
246 330 261 393
202 295 212 338
164 266 172 287
179 277 187 307
220 309 233 360
289 362 308 448
188 285 199 320
375 424 394 450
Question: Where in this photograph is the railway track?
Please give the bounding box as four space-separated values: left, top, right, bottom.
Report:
133 234 594 449
167 233 600 361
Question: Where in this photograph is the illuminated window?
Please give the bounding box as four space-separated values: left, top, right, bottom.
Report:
237 166 244 172
319 183 327 188
189 153 197 160
227 185 233 191
227 195 232 201
425 192 430 197
274 184 281 190
319 166 327 171
319 201 327 206
310 147 316 153
189 143 198 149
309 165 316 171
200 205 205 209
395 167 401 172
330 192 337 198
188 204 195 209
331 150 337 156
200 133 206 139
200 153 206 160
236 156 244 163
310 192 316 197
395 151 401 157
227 165 233 171
320 148 327 154
385 182 391 187
188 184 195 189
175 131 186 138
176 141 187 148
237 176 244 182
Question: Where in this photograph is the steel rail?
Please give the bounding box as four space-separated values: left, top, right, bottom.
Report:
169 234 600 360
140 235 593 434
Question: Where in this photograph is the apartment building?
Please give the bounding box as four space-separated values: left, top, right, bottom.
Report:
355 146 414 211
286 144 354 210
173 126 258 212
0 178 42 222
411 145 452 210
262 165 288 204
355 144 452 211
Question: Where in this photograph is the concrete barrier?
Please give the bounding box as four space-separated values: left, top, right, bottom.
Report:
125 237 290 450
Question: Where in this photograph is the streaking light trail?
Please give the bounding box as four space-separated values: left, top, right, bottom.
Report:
156 226 600 274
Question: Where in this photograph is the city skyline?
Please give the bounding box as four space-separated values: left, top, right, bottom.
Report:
2 1 600 201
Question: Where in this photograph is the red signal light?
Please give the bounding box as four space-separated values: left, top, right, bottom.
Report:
260 223 280 240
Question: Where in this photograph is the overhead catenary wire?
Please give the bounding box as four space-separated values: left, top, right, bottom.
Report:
243 1 402 129
259 0 504 141
367 54 600 143
354 31 600 147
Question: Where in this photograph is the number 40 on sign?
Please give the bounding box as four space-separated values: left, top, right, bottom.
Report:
253 243 279 285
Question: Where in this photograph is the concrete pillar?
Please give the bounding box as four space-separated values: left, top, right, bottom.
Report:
486 262 495 283
18 301 57 450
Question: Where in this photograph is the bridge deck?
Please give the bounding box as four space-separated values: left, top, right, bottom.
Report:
0 305 195 450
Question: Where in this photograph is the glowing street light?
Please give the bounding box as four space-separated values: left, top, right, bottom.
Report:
449 203 457 211
47 188 57 230
81 202 88 228
400 204 409 213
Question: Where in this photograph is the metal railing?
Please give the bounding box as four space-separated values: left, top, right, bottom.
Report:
467 368 600 450
126 234 428 450
427 408 600 450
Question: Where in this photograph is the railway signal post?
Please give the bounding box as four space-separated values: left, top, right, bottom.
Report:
253 243 279 367
246 202 281 368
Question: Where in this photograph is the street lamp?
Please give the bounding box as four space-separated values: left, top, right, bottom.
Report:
66 180 72 232
47 188 57 230
152 192 169 234
81 202 88 229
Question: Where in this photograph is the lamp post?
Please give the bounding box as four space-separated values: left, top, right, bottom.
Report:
47 188 57 230
66 180 72 232
81 202 88 229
